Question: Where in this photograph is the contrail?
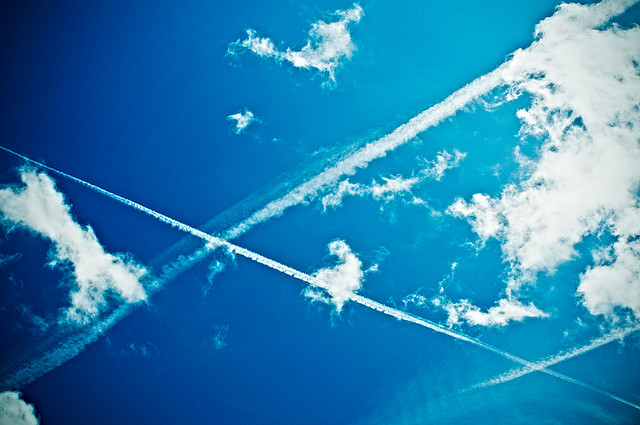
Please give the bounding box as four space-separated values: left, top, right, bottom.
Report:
470 324 640 389
351 294 640 411
2 147 639 411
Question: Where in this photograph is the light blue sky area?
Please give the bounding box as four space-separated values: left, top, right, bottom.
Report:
0 1 639 424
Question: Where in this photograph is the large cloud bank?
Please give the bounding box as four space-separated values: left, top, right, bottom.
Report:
447 0 640 324
0 169 148 323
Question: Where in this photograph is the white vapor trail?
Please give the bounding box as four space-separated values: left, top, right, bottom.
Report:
2 146 639 411
471 324 640 389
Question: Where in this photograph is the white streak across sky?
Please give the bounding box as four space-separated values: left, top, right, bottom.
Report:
471 324 640 390
1 146 638 411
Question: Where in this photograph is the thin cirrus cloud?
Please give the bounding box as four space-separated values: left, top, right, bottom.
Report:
0 168 148 324
0 391 39 425
227 4 363 82
227 108 257 134
445 0 640 325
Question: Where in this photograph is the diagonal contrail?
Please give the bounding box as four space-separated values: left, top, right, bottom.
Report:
2 146 638 411
470 324 640 390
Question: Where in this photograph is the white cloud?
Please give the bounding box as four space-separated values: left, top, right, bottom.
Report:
579 238 640 317
433 297 548 327
0 392 38 425
321 175 420 210
448 0 640 319
420 149 466 181
228 4 363 82
404 263 547 327
305 240 363 312
0 168 148 323
321 149 465 210
227 108 257 134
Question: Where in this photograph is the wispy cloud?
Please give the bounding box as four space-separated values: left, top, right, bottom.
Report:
421 149 467 181
0 168 148 324
212 325 230 350
448 0 640 320
227 108 257 134
321 149 465 210
228 4 363 82
0 391 38 425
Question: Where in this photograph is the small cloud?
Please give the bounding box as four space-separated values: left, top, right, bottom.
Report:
0 168 148 324
121 342 159 358
419 149 466 181
227 108 257 134
0 391 39 425
228 4 363 83
434 297 549 327
321 149 465 211
0 253 22 268
203 260 226 296
305 240 363 313
212 324 230 350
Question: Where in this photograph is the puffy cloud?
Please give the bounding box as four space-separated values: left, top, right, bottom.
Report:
0 168 148 323
579 238 640 317
0 392 38 425
433 297 548 327
305 240 363 312
227 108 257 134
322 149 465 210
228 4 363 82
449 0 640 319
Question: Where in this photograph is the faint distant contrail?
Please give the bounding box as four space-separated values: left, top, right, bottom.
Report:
2 147 638 411
470 324 640 390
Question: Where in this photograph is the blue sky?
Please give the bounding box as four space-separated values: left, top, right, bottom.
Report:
1 1 640 424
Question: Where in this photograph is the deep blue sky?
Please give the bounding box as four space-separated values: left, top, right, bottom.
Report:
1 1 639 424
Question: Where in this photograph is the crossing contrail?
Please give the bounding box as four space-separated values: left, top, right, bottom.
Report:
2 146 638 411
470 324 640 390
